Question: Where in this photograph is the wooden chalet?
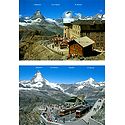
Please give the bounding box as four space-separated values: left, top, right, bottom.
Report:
68 36 95 57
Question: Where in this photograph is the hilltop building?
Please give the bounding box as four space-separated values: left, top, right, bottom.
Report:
63 20 105 50
63 11 74 23
65 95 86 106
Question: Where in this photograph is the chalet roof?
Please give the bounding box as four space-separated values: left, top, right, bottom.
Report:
74 36 95 48
72 20 105 25
65 97 82 103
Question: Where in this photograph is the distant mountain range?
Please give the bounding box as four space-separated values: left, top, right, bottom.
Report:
19 10 63 39
63 11 105 23
19 10 105 27
19 10 105 44
19 10 63 27
19 71 105 105
20 71 104 92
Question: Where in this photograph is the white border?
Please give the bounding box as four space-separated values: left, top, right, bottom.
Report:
19 60 105 66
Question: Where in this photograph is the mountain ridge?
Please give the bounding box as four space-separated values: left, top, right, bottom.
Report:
19 71 105 96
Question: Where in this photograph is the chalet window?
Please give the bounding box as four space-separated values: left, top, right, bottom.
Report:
96 36 99 41
100 42 104 46
100 36 103 41
90 25 96 30
101 32 104 35
96 43 100 47
86 32 90 37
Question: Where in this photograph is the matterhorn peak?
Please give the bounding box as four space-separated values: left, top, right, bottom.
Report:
35 70 42 76
31 10 45 20
35 10 41 16
31 71 45 83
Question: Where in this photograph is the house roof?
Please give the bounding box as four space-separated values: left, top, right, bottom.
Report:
65 97 82 103
72 20 105 25
73 36 95 48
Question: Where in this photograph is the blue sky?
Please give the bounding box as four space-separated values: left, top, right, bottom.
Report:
19 0 105 19
19 65 105 84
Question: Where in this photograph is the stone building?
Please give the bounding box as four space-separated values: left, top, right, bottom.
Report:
63 20 105 50
65 96 83 106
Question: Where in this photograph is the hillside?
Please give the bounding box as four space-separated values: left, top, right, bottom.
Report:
19 10 63 60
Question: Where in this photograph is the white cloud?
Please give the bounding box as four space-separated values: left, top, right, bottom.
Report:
19 14 22 18
75 13 82 19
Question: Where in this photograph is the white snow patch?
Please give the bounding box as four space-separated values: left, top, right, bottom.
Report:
32 18 42 23
19 87 39 91
30 82 43 88
19 22 31 26
63 18 74 23
45 18 56 23
45 79 64 91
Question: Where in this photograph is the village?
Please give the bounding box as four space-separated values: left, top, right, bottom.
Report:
37 96 105 125
41 19 105 60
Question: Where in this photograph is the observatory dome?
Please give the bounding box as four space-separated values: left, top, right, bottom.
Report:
64 11 73 18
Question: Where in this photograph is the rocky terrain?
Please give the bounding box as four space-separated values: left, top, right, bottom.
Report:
92 101 105 124
19 10 63 60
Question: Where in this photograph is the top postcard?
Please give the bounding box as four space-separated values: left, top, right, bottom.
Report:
19 0 105 61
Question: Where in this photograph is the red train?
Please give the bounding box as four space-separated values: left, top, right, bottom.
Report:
59 105 84 116
75 105 92 118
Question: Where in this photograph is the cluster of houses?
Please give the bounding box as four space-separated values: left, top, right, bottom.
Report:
51 19 105 58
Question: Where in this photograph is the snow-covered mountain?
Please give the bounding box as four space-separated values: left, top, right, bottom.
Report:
19 71 105 105
19 71 72 104
19 10 61 27
19 71 104 96
76 78 105 90
19 71 65 92
19 10 105 27
45 18 59 26
31 10 45 20
19 10 46 26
